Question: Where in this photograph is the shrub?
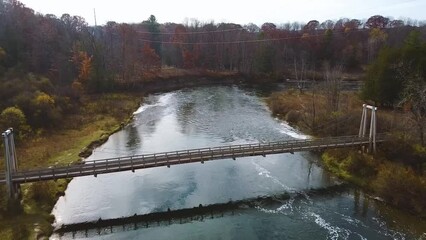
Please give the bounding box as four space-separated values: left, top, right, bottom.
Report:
374 163 426 216
266 92 300 116
286 110 302 124
322 151 340 170
0 106 30 138
340 152 377 177
25 182 57 210
31 92 62 128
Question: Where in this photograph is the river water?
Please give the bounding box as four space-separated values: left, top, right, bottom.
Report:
51 86 426 240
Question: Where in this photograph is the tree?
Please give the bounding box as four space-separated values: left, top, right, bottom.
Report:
293 54 307 92
255 44 275 74
334 18 349 31
368 28 388 62
389 20 405 28
323 63 343 113
117 23 139 83
31 91 60 127
71 49 93 92
261 22 276 32
320 20 335 30
398 31 426 146
141 43 160 71
363 28 426 134
362 47 402 105
0 106 30 138
143 15 162 59
400 74 426 146
344 19 361 32
182 49 197 69
365 15 389 29
303 20 320 32
244 23 259 33
320 29 334 62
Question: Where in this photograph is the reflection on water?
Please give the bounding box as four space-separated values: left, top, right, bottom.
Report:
125 125 140 152
51 86 426 239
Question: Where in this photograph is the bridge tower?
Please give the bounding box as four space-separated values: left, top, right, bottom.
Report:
358 104 377 153
2 128 21 199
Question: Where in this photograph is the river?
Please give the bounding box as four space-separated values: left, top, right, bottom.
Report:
50 86 426 240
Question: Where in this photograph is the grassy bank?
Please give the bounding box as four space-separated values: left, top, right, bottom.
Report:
267 89 426 217
0 93 141 239
0 68 251 240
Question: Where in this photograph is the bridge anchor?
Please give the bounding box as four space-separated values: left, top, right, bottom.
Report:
2 128 21 200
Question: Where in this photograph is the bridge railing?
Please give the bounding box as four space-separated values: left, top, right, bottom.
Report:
82 135 355 163
0 134 388 184
83 134 386 164
21 135 377 170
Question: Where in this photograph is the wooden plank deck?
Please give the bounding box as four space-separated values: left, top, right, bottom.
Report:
0 135 386 184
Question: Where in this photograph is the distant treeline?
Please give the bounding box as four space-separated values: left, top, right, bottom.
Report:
1 1 426 87
0 0 426 133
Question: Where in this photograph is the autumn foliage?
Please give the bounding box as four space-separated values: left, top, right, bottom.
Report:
0 0 425 134
141 43 161 71
71 50 92 93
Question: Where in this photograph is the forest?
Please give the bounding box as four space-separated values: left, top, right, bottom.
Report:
1 0 426 135
1 0 426 238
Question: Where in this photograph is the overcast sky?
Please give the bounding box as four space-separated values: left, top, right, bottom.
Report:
19 0 426 26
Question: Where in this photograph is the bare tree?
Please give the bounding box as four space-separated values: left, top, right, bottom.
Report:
323 63 343 113
293 55 307 93
367 28 387 63
400 73 426 146
301 69 319 134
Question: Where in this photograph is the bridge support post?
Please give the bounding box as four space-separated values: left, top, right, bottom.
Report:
369 107 377 154
2 128 20 199
358 105 367 138
358 104 377 154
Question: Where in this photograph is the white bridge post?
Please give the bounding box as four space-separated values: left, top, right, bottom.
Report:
358 104 377 154
2 128 20 199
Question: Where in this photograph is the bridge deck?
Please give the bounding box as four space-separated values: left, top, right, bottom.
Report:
0 135 386 184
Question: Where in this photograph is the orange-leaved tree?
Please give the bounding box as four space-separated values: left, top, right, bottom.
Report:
141 43 161 71
71 49 92 94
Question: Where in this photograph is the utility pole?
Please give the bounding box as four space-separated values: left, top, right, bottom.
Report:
94 8 97 27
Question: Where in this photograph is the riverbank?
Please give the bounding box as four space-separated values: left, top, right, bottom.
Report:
0 75 423 239
0 69 254 240
0 93 142 239
48 85 426 239
266 89 426 218
116 68 245 93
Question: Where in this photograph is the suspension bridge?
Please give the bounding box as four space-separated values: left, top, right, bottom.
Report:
2 104 381 199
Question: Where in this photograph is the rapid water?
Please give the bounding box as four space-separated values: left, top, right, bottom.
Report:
51 86 426 239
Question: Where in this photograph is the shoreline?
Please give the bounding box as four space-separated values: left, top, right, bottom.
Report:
266 90 426 219
22 75 250 239
0 93 142 239
1 76 421 239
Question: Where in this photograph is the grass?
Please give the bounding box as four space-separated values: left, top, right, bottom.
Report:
266 89 365 136
0 93 142 239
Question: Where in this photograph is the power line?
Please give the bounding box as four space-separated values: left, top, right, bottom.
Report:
135 28 371 45
135 27 245 35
